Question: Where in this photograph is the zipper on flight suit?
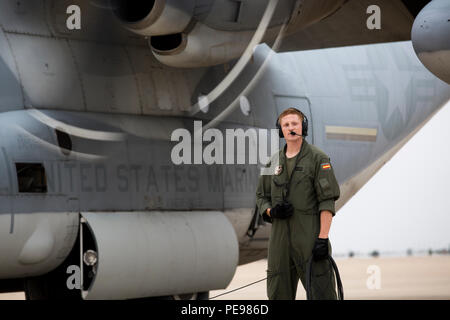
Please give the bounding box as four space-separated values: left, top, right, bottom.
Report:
283 144 306 256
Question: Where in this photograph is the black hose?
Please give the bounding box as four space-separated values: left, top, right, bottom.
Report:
306 255 344 300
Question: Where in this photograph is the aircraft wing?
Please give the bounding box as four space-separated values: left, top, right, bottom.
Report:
1 0 445 118
36 0 428 66
277 0 428 52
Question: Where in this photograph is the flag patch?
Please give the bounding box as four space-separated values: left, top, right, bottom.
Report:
321 163 331 170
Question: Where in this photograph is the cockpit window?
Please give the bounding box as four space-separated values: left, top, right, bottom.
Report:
15 163 48 193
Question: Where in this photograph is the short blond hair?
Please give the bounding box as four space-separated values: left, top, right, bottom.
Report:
278 108 304 125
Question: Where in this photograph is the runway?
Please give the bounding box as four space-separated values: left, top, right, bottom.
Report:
211 255 450 300
1 256 449 300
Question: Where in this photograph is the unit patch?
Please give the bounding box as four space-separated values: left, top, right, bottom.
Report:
274 165 283 175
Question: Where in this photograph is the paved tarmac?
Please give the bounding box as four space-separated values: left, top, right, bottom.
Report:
211 255 450 300
1 256 449 300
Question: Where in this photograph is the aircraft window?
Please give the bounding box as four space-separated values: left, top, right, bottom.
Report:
15 163 48 193
55 129 72 156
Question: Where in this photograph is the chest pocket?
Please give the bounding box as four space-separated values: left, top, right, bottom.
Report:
288 167 316 212
271 175 287 204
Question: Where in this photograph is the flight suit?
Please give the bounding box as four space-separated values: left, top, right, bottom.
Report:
255 140 340 300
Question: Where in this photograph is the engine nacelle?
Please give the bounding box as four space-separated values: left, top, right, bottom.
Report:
149 23 279 68
112 0 195 36
80 211 239 299
112 0 348 68
411 0 450 84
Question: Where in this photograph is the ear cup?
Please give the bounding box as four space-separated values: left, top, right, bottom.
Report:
276 118 283 138
302 115 308 137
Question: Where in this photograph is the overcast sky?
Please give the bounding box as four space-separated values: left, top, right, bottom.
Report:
330 100 450 256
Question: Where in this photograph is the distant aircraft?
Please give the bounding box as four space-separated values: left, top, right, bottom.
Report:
0 0 448 300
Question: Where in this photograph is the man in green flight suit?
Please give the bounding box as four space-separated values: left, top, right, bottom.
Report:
256 107 340 300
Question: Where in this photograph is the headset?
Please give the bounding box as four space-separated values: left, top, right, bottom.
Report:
276 107 308 138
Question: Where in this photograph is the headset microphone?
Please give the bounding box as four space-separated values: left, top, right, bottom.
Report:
289 131 302 137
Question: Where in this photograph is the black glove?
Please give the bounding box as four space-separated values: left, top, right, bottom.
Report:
312 238 329 261
270 202 294 219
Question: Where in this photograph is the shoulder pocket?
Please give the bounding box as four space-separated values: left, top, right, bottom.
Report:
319 178 332 197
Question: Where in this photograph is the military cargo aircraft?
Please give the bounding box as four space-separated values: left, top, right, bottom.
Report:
0 0 449 299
